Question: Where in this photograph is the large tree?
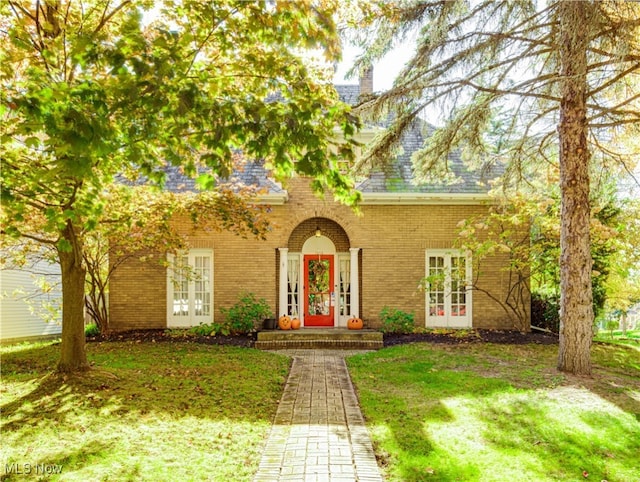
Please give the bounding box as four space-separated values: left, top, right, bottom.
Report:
349 0 640 375
0 0 359 372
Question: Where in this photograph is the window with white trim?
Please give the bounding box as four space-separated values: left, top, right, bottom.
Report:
338 255 351 317
287 253 301 317
425 250 472 328
167 249 213 327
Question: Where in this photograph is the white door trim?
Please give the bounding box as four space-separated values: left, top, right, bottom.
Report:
167 249 214 327
425 249 472 328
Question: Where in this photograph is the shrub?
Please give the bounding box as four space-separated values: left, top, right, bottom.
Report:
187 293 272 337
188 322 230 336
220 292 272 335
165 328 189 338
190 323 215 336
85 323 100 337
379 306 415 333
531 293 560 333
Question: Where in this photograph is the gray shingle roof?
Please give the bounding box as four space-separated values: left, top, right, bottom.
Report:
335 84 361 106
162 160 284 194
336 85 502 194
159 84 501 195
355 117 501 194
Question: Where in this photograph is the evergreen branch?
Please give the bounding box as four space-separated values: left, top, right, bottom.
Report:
587 47 640 63
589 118 640 129
588 91 640 119
587 61 640 97
458 79 561 103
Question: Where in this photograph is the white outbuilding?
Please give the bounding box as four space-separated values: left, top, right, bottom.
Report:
1 259 62 343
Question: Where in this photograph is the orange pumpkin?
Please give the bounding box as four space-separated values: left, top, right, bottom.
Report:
291 317 301 330
347 317 363 330
278 315 291 330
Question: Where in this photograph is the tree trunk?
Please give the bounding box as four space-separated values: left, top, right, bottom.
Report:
57 221 89 373
620 311 628 336
557 1 594 376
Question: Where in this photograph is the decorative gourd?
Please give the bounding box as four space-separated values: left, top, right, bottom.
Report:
291 317 301 330
278 315 291 330
347 317 364 330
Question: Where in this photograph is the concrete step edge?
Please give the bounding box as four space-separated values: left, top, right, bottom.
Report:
255 339 383 351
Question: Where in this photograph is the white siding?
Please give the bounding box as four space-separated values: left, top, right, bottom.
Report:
0 262 62 342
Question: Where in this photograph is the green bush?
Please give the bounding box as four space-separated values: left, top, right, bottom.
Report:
189 322 233 336
379 306 415 333
190 323 217 336
165 328 189 338
220 292 272 335
85 323 100 337
187 293 272 336
531 293 560 333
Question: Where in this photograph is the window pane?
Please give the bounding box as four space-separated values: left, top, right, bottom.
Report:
172 255 189 316
194 256 211 317
339 258 351 316
428 256 445 316
170 251 212 321
308 259 330 293
427 252 470 321
287 256 300 317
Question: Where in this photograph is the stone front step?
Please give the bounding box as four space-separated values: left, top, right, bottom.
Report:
255 328 383 351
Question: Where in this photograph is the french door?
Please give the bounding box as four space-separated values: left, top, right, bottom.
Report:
425 250 472 328
167 249 213 327
303 255 334 326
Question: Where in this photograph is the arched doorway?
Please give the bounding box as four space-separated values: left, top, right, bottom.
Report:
278 218 360 327
302 235 335 326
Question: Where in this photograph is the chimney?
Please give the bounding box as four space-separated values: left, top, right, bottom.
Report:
359 65 374 96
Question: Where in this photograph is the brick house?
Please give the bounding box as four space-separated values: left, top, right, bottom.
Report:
109 79 530 333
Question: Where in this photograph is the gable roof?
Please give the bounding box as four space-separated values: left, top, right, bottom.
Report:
162 162 285 195
159 83 501 202
334 85 501 195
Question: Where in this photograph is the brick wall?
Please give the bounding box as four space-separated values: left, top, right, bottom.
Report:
109 251 167 331
109 176 530 332
288 217 351 252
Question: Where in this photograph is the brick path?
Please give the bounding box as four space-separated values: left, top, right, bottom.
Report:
254 350 384 482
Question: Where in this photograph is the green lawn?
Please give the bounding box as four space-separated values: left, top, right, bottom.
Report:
1 341 289 481
347 342 640 482
594 329 640 348
3 338 639 482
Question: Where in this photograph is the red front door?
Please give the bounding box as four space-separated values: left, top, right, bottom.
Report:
304 255 334 326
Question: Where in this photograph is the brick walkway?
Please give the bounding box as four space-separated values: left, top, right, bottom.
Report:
254 350 384 482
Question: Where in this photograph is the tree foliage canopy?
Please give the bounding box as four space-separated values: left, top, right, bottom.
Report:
0 0 360 371
351 1 639 184
1 0 359 248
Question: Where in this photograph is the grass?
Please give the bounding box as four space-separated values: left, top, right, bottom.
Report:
594 329 640 348
1 340 289 481
347 342 640 482
3 336 639 482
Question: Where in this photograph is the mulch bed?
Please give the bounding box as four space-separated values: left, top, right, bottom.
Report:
383 329 558 347
88 329 257 348
89 328 558 348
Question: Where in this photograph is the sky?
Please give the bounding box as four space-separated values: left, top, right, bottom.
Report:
332 43 415 91
333 43 640 198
